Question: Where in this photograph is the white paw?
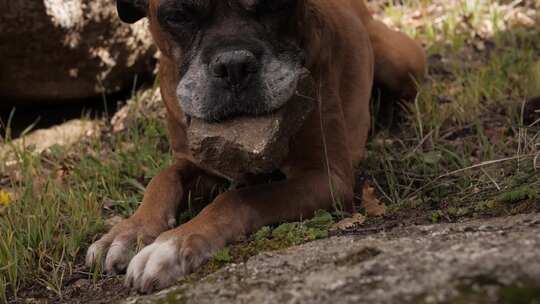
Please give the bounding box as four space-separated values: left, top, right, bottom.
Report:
86 239 109 268
125 234 214 293
85 219 166 274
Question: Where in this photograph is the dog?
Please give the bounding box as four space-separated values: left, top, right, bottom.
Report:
86 0 426 293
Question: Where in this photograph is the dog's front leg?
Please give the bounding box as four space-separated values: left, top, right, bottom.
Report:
126 169 353 293
86 159 222 274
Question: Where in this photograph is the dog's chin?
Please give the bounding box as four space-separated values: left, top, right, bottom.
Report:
181 88 297 123
178 87 304 123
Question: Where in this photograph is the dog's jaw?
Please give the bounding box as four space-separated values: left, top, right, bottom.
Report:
176 53 306 122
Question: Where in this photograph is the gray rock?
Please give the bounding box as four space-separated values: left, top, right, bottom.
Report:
188 76 316 180
127 213 540 304
0 0 155 104
0 119 100 163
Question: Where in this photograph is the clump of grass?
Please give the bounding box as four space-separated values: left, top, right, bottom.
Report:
0 94 171 302
364 0 540 221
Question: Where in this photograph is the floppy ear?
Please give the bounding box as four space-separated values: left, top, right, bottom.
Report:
117 0 148 24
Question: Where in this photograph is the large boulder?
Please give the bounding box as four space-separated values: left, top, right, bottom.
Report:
0 0 155 104
130 213 540 304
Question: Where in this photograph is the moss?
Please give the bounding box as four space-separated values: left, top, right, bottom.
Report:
450 283 540 304
213 247 233 264
448 276 540 304
254 226 272 241
498 284 540 304
234 210 335 262
431 210 445 223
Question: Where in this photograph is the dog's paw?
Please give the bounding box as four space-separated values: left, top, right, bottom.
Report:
125 231 215 293
86 217 173 274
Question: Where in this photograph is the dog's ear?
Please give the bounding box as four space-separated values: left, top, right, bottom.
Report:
117 0 148 24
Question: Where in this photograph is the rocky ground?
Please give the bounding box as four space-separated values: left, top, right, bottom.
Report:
129 213 540 304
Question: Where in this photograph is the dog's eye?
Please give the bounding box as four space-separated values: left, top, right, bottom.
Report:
164 13 188 27
159 1 210 28
259 0 295 13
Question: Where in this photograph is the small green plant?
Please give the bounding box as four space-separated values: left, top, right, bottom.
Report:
212 248 233 264
254 226 272 241
431 210 445 223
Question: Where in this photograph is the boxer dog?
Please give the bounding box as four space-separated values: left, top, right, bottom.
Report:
86 0 426 293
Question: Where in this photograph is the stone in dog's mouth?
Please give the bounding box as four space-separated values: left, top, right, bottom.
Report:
187 74 316 180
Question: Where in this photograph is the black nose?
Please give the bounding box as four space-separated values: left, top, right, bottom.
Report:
210 50 258 90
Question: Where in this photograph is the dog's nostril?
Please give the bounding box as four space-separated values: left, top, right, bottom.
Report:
244 62 258 74
212 61 228 78
210 50 258 86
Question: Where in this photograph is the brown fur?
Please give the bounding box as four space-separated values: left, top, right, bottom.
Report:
87 0 426 293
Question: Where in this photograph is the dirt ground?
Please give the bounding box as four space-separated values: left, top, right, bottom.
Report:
14 205 540 304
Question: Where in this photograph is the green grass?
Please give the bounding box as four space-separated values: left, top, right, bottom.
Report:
365 0 540 219
0 95 171 302
1 0 539 302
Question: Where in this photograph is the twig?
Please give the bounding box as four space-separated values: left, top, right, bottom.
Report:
437 154 535 179
480 167 500 191
411 129 434 153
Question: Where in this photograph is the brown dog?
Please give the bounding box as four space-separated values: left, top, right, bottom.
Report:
86 0 425 293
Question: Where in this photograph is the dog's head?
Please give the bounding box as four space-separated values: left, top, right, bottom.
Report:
118 0 308 122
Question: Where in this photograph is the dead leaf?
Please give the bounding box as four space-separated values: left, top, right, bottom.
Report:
331 213 366 232
54 169 67 186
362 184 386 217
